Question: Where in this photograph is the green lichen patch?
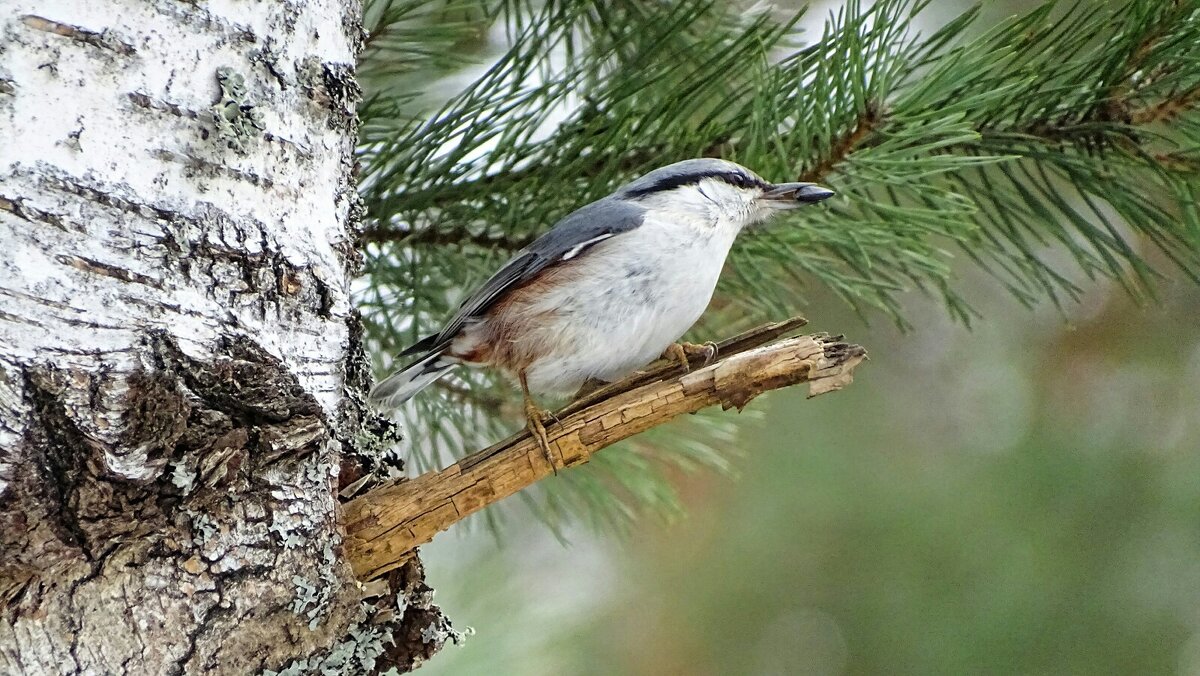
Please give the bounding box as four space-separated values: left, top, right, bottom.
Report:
207 67 266 153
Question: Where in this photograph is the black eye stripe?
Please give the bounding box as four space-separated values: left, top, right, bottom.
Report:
625 170 765 198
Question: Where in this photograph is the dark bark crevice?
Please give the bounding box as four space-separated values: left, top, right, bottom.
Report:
0 0 452 670
0 329 373 671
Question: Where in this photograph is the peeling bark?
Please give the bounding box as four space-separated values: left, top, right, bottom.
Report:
0 1 450 673
343 323 865 581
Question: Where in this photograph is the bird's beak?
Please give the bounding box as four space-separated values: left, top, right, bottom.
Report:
761 182 835 208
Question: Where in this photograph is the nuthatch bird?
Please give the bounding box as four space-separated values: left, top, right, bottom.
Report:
369 158 834 462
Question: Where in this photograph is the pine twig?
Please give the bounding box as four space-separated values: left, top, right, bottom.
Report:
798 104 881 183
361 226 535 250
342 319 866 580
1131 85 1200 125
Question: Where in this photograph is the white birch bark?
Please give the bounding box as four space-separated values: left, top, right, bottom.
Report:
0 0 452 672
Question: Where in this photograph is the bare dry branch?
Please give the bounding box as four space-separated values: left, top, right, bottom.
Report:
342 319 867 580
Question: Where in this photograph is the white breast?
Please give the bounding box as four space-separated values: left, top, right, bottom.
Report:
520 210 740 395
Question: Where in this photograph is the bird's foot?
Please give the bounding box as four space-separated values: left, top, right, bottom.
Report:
683 341 719 366
663 341 719 372
663 343 689 372
523 396 558 475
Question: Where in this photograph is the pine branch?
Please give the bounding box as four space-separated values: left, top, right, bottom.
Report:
358 131 734 243
361 225 533 250
798 104 882 184
1132 85 1200 125
351 0 1200 533
343 321 866 580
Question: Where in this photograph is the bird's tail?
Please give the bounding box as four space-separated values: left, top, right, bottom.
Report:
368 351 456 409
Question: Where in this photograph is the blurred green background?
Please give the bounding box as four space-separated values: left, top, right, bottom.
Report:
387 1 1200 673
420 263 1200 676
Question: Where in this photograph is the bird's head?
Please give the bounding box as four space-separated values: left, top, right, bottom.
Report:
616 158 834 230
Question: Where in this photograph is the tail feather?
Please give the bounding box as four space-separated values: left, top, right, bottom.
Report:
369 351 455 409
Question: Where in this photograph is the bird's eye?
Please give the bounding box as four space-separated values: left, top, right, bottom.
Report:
724 172 752 189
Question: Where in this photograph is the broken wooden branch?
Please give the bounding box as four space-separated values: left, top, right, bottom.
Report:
342 319 867 580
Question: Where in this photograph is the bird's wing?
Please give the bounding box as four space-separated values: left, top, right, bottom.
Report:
400 197 646 356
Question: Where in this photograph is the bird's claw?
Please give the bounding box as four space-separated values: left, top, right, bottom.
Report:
664 341 718 372
664 343 691 372
683 341 719 366
523 398 558 475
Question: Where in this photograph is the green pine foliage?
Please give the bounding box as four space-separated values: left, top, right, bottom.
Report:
354 0 1200 532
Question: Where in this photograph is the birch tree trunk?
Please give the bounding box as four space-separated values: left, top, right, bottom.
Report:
0 1 451 673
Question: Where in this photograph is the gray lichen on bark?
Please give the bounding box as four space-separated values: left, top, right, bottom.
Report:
0 0 450 673
207 67 267 153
